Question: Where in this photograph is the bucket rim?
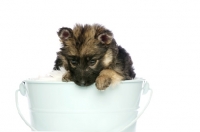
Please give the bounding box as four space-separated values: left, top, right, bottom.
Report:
22 77 145 84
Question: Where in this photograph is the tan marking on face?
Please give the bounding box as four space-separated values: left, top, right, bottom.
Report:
102 49 113 67
80 38 99 57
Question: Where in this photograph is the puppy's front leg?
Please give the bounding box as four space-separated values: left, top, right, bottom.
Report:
95 69 123 90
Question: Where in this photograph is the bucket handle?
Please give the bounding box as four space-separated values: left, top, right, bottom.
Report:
118 80 153 132
15 82 37 131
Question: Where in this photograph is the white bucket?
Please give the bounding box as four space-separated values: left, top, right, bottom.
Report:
15 78 152 132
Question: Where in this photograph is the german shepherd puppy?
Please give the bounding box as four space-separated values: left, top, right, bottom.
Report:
54 24 136 90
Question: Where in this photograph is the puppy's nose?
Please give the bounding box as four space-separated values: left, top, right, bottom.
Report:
80 80 85 86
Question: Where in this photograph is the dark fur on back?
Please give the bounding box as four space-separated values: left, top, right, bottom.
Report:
54 24 135 90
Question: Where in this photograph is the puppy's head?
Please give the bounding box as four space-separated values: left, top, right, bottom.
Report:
57 24 118 86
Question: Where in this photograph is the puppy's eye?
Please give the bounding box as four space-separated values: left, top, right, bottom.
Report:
89 60 97 66
70 60 78 66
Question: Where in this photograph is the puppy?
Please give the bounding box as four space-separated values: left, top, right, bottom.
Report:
54 24 136 90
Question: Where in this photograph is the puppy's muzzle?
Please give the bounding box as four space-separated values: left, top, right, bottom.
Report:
75 79 88 86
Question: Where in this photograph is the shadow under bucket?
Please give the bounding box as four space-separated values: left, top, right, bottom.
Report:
16 78 152 132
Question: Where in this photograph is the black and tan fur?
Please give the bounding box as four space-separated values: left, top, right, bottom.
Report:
54 24 135 90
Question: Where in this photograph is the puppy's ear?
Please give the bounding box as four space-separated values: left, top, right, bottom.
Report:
57 27 73 40
98 32 113 44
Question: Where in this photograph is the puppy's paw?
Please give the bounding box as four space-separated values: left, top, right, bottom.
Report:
62 72 71 82
95 75 112 90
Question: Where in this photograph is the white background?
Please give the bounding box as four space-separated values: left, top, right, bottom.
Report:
1 0 200 131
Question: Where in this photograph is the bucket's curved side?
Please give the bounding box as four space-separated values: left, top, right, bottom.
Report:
26 81 143 131
16 79 152 132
